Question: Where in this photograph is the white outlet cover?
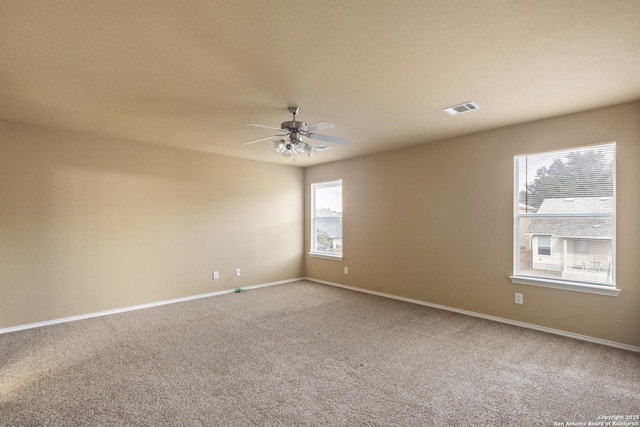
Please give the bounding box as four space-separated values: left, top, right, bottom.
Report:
515 293 523 304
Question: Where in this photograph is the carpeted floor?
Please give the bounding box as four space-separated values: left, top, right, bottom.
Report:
1 280 638 426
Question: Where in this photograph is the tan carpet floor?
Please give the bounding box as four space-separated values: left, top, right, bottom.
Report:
1 280 639 426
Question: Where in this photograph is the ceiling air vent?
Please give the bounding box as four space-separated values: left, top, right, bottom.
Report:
442 101 481 116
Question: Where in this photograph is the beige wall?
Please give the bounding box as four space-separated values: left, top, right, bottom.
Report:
0 119 304 328
2 102 638 347
305 101 640 347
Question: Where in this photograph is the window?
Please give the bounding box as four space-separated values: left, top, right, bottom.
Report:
574 240 588 254
310 180 342 258
537 236 551 256
511 143 619 296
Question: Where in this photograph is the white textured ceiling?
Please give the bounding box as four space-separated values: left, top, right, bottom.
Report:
1 1 639 166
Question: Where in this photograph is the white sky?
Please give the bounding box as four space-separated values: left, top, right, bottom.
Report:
314 182 342 213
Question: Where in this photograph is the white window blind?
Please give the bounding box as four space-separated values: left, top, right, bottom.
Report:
513 143 615 290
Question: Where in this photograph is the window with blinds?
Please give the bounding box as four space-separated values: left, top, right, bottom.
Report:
310 180 343 258
512 143 616 292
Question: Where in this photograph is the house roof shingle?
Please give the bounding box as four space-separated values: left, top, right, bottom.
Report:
527 197 613 239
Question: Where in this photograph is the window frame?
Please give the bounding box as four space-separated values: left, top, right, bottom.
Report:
510 143 620 296
309 180 343 260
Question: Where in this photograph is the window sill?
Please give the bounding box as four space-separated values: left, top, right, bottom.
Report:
509 275 620 296
309 252 343 261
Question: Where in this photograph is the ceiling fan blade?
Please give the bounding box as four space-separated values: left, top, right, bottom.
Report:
306 133 350 145
241 134 286 145
246 123 289 132
299 121 335 133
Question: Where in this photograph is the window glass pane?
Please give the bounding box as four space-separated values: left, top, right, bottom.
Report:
311 181 342 255
517 144 614 213
515 143 615 287
575 240 588 254
538 236 551 246
537 235 551 256
520 217 614 284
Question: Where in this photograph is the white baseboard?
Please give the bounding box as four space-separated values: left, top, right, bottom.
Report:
0 277 303 335
4 276 638 354
306 277 640 354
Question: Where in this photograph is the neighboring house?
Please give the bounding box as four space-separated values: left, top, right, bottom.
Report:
315 209 342 253
518 203 534 270
527 197 613 283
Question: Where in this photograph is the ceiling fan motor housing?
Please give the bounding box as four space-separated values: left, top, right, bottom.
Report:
281 120 307 131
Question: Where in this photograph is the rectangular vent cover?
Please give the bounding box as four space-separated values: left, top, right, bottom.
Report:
442 101 481 116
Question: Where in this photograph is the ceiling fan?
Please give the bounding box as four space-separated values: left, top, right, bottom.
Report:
242 106 349 158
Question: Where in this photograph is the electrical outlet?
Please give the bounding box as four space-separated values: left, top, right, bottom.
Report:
344 267 349 275
235 268 241 276
213 271 219 280
515 293 524 304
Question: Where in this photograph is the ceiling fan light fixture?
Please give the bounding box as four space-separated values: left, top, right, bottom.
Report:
306 145 315 157
244 107 349 161
273 140 286 153
277 143 294 158
293 140 307 154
